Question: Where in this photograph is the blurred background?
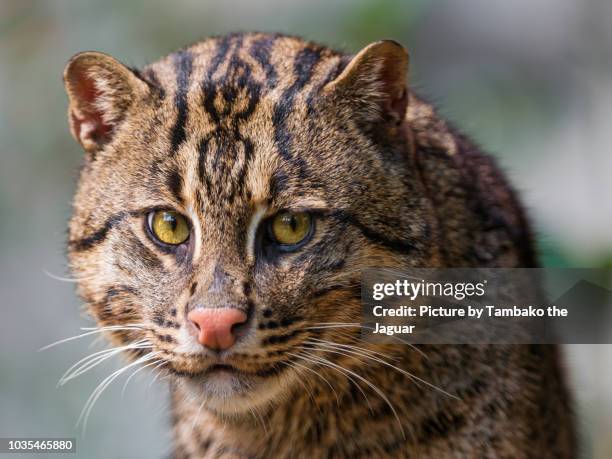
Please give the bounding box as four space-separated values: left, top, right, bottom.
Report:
1 0 611 457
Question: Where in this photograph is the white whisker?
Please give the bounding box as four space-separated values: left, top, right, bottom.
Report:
77 352 160 433
121 359 162 397
149 360 169 387
285 359 340 407
307 323 428 359
308 337 397 361
190 398 207 435
289 351 374 414
283 361 321 413
294 348 406 440
248 403 269 436
42 269 94 283
39 324 146 351
58 339 151 386
80 323 145 331
304 341 458 401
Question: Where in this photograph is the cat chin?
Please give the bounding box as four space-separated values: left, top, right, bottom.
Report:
177 370 289 416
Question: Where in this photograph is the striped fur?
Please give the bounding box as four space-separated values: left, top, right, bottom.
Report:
64 33 575 458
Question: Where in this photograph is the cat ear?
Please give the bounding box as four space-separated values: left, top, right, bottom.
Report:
63 51 148 153
325 40 409 126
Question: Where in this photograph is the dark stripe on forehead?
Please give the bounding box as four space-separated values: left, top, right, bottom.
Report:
169 50 193 155
198 35 262 202
306 56 347 115
293 46 324 89
249 35 278 88
209 35 234 79
166 166 184 205
201 35 233 125
234 137 255 199
272 45 323 177
227 45 262 199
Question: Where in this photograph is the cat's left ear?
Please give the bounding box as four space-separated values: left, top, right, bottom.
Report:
324 40 409 126
63 51 149 153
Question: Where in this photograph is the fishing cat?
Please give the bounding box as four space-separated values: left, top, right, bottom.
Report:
63 32 575 458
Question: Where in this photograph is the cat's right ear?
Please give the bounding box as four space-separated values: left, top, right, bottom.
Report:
63 52 148 153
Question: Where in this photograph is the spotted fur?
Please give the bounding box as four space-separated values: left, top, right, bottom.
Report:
63 32 575 458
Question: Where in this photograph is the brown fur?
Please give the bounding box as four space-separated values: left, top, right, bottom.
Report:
63 33 575 458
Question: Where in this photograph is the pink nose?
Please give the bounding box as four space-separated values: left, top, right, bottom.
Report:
187 308 248 351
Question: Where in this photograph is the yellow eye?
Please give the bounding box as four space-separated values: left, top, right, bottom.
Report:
270 212 313 246
148 210 190 245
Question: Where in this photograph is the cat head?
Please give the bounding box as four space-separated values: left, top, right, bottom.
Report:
64 33 438 415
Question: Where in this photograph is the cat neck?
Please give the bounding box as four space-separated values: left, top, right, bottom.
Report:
168 352 424 457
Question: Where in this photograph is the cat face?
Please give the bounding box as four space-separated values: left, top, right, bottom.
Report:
64 33 438 414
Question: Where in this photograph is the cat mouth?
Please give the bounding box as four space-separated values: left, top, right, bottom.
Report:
167 362 246 379
204 363 240 375
170 358 292 412
168 359 286 381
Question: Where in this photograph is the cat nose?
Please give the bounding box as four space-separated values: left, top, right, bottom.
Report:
187 308 248 351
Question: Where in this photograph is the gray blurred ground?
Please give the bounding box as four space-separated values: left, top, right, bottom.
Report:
1 1 611 458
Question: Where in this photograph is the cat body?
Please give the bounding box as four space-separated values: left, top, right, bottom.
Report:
63 33 575 458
